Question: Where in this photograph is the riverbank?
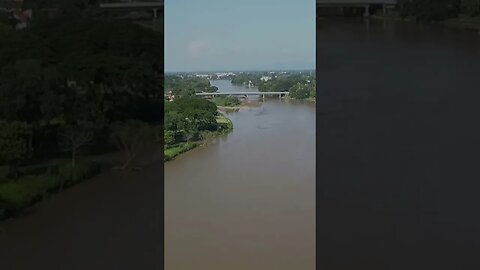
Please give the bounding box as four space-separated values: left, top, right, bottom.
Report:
0 153 115 221
284 95 316 103
0 143 163 222
0 152 165 269
163 114 233 162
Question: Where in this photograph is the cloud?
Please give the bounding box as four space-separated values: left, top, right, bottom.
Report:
187 40 213 57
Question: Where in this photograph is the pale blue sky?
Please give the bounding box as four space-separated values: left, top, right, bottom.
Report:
165 0 315 72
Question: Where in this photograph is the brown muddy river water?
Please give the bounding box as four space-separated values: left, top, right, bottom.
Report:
164 80 316 270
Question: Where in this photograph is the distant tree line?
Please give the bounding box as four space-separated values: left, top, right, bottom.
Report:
230 72 316 100
231 73 261 86
165 75 218 96
397 0 480 21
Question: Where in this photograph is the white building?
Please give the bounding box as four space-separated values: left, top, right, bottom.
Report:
260 76 272 82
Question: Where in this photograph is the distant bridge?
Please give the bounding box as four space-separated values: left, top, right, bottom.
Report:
196 91 290 101
317 0 397 16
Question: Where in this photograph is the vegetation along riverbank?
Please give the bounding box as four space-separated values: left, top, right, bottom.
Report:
0 2 163 221
373 0 480 33
164 96 233 162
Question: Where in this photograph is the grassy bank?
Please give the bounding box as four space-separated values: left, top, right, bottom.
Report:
164 114 233 162
0 161 103 220
164 143 198 161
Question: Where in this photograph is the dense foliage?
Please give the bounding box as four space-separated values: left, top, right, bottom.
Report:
460 0 480 16
165 75 218 96
397 0 468 21
164 97 221 146
213 96 241 106
0 17 163 167
231 73 262 86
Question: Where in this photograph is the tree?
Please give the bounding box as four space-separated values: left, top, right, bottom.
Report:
310 80 316 98
0 121 33 179
461 0 480 15
110 120 156 170
289 83 310 99
164 130 175 146
58 122 94 169
55 81 105 179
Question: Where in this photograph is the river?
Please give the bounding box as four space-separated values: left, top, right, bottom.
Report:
164 80 316 270
317 18 480 269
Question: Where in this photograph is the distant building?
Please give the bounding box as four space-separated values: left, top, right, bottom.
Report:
165 91 175 102
260 76 272 82
215 72 236 78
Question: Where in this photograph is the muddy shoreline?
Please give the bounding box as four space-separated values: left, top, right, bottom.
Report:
0 149 164 269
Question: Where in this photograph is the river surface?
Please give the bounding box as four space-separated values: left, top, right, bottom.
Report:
164 80 316 270
317 18 480 269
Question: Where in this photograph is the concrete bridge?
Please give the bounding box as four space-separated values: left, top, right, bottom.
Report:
196 91 289 101
99 0 163 18
317 0 397 16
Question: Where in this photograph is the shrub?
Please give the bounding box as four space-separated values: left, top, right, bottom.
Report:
164 130 175 146
0 121 33 179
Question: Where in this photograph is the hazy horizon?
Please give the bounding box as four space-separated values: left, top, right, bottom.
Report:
165 68 315 74
165 0 315 72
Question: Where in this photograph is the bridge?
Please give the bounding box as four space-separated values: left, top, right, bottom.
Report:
317 0 397 16
99 0 163 18
196 91 290 101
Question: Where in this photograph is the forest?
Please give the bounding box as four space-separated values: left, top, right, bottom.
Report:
0 10 163 219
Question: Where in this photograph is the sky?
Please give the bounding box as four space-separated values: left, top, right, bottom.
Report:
165 0 315 72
